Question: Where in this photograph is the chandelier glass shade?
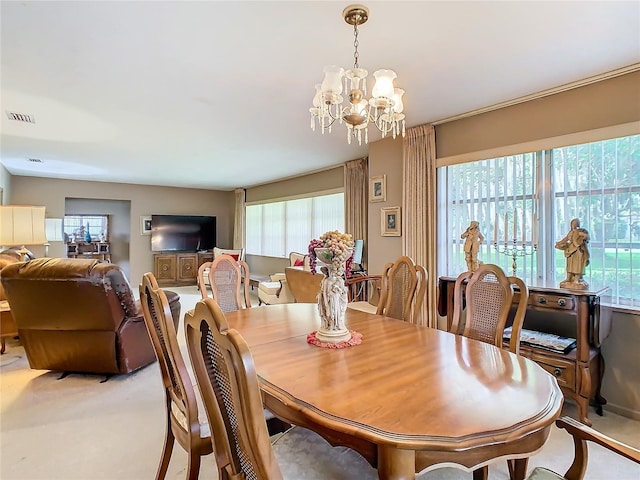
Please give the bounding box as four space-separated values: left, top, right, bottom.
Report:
309 5 406 145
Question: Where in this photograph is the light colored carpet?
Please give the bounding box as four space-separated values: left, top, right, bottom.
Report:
1 286 638 480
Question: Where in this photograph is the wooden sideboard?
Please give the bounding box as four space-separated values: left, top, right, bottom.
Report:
154 252 213 286
438 276 612 426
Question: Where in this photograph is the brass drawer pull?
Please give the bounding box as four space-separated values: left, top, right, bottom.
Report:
558 298 567 307
554 368 562 377
538 297 547 304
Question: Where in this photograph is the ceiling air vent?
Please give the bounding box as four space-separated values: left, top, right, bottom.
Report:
6 111 35 124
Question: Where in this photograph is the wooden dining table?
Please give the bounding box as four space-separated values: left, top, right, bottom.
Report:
224 303 564 480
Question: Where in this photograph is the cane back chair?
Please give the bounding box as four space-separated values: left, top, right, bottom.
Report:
183 298 378 479
139 273 213 480
450 263 528 354
376 256 427 324
198 254 251 311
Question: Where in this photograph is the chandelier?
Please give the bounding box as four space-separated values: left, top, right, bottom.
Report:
309 4 406 145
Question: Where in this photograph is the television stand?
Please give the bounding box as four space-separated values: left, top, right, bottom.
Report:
153 251 213 286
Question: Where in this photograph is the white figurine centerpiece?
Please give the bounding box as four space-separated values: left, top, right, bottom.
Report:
308 231 354 343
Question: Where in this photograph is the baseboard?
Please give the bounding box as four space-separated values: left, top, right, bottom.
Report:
604 402 640 421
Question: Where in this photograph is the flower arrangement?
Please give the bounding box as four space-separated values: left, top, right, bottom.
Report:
308 230 355 277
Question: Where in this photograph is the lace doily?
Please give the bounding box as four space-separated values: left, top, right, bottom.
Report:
306 330 363 349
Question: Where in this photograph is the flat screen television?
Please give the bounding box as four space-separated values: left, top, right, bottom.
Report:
151 215 216 252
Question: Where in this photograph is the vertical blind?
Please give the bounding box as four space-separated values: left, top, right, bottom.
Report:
246 192 344 257
439 134 639 307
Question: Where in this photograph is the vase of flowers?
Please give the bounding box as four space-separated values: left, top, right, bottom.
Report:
308 231 354 343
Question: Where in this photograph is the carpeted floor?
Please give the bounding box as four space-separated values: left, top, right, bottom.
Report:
1 286 638 479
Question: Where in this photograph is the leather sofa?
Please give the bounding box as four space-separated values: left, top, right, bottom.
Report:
1 258 181 375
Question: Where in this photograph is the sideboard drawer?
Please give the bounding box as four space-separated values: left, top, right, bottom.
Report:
529 293 575 311
527 351 576 390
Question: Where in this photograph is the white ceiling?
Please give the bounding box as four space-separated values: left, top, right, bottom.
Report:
1 1 639 190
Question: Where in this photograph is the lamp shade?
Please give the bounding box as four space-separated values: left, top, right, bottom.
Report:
371 69 397 99
0 206 47 246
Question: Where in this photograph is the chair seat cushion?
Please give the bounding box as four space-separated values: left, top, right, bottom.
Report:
347 301 377 314
272 426 377 479
259 281 282 295
526 467 564 480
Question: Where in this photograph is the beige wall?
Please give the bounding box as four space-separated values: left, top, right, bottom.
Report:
436 70 640 162
366 136 404 274
246 166 343 203
9 176 234 286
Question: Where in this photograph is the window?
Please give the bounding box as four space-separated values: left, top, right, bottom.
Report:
246 192 344 257
63 215 109 242
438 134 639 308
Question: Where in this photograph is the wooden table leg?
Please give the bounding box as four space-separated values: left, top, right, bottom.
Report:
377 445 415 480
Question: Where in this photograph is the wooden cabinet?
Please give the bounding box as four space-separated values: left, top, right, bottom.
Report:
66 242 111 262
154 252 213 286
437 277 611 426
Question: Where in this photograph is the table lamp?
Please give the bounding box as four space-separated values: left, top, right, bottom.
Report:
0 205 47 261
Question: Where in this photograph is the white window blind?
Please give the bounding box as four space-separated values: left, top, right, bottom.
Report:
439 134 639 308
246 192 344 258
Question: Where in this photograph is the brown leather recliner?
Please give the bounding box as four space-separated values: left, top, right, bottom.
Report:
0 258 181 375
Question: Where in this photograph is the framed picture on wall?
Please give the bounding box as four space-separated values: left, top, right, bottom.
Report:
369 175 386 202
381 206 401 236
140 216 152 235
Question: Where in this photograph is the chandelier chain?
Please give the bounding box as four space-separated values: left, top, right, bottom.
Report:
352 21 360 69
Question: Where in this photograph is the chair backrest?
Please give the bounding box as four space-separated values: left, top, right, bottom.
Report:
450 263 528 354
284 267 323 303
139 273 204 446
198 255 251 312
184 299 282 479
288 251 310 270
213 247 245 262
376 256 427 324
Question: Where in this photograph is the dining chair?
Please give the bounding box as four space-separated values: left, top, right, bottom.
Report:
197 254 251 311
345 274 382 314
284 266 324 303
183 298 378 479
139 273 213 480
449 263 528 354
526 416 640 480
376 256 427 324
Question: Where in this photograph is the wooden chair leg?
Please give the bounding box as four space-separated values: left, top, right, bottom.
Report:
186 451 201 480
472 466 488 480
156 427 175 480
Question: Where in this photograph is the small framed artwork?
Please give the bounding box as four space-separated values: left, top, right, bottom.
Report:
140 216 152 235
381 207 401 236
369 175 386 202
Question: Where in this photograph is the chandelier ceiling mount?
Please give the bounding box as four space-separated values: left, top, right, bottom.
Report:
310 4 406 145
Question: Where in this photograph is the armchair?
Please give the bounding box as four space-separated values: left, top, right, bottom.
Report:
1 258 181 375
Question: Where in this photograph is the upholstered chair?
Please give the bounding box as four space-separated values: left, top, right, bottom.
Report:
139 273 213 480
450 263 528 354
1 257 180 375
198 254 251 311
183 298 378 479
376 256 427 324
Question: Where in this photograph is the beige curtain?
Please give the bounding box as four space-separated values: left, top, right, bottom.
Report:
233 188 245 250
344 158 368 268
403 125 437 327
